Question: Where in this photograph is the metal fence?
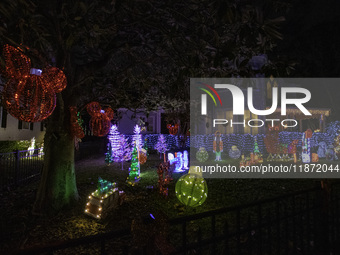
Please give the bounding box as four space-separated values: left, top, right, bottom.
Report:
0 148 44 190
168 184 339 255
12 183 340 255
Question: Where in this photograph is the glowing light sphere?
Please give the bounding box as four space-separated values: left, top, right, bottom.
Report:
3 45 67 122
175 173 208 207
4 77 56 122
196 147 208 162
229 145 241 159
86 102 114 137
42 66 67 93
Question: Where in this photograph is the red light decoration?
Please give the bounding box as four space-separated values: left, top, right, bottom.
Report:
86 102 114 137
2 45 67 122
167 124 179 135
70 106 85 139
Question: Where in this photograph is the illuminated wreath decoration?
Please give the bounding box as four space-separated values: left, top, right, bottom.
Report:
2 45 67 122
167 124 179 135
86 102 113 137
70 106 85 139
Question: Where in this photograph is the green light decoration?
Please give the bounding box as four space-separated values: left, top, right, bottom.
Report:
96 177 116 196
196 147 208 162
105 142 113 165
175 166 207 207
175 169 208 207
127 143 140 185
143 138 149 156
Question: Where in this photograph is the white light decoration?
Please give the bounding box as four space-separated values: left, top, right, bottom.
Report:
168 153 175 163
133 125 142 151
183 150 189 169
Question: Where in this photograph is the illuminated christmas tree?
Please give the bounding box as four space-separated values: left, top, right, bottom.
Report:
127 143 140 184
108 125 120 162
116 134 132 170
254 138 261 155
132 125 142 151
155 134 168 160
105 143 113 165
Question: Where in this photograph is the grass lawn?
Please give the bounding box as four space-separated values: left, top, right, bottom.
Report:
0 152 324 254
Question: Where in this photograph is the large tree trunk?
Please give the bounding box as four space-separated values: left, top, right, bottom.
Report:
33 95 79 214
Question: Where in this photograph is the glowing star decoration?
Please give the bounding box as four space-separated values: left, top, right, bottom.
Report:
3 45 67 122
86 102 113 137
196 147 208 162
175 167 208 207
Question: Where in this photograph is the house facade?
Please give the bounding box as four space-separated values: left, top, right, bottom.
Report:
0 105 45 142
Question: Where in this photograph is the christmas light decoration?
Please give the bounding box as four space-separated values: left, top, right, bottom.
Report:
27 137 36 157
132 125 143 151
108 125 121 162
86 102 113 137
70 106 85 139
317 142 327 158
213 131 223 161
139 148 148 165
157 161 171 197
127 143 140 185
175 152 183 172
167 124 179 135
302 129 312 163
143 138 149 156
116 134 132 170
175 167 208 207
105 142 113 165
84 177 121 220
183 150 189 169
229 145 241 159
196 147 208 162
3 45 66 122
155 134 168 161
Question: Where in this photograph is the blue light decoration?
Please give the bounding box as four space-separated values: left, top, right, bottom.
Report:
176 152 183 171
183 150 189 169
168 151 188 172
301 132 311 163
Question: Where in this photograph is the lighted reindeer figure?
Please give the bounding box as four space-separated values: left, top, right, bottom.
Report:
27 137 36 158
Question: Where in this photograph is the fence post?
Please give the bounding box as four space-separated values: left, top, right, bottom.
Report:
314 181 330 255
14 150 20 186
